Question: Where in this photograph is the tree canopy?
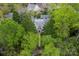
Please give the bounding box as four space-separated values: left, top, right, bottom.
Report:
0 3 79 56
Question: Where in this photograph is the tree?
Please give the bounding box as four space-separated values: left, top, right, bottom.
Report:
60 36 79 56
44 4 79 38
13 11 20 23
43 17 55 36
41 35 60 56
52 4 79 55
0 19 25 55
70 4 79 11
42 43 60 56
53 4 79 38
41 35 54 47
1 4 10 15
43 4 79 56
19 32 38 56
0 10 4 22
21 12 36 32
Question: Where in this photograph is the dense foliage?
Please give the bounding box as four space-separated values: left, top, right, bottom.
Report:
44 4 79 56
21 13 36 32
0 19 25 55
19 32 38 56
0 3 79 56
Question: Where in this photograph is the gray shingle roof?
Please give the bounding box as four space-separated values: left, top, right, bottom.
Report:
27 3 48 11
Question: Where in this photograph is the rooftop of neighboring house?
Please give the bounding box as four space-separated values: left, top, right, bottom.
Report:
27 3 48 11
4 13 13 19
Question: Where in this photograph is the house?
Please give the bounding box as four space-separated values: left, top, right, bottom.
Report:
32 15 49 33
27 3 48 12
34 19 45 33
17 7 27 14
4 13 13 19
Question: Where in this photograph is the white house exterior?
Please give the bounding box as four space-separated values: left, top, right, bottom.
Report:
32 15 49 33
33 5 41 12
27 4 35 11
34 19 45 33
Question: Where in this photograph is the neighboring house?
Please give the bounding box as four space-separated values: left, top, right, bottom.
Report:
33 5 41 12
27 4 41 12
34 19 45 33
27 3 48 12
4 13 13 19
32 15 49 23
32 15 49 33
17 7 27 14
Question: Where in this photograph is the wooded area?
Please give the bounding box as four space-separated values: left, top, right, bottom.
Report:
0 3 79 56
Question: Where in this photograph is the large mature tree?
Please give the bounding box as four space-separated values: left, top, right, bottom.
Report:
21 12 36 32
13 10 20 23
44 4 79 38
41 35 60 56
0 19 25 55
19 32 38 56
43 4 79 56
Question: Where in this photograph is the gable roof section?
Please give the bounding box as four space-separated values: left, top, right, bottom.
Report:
27 3 48 11
27 3 35 11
